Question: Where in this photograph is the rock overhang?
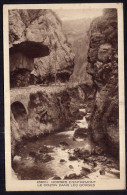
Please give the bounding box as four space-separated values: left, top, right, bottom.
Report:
9 9 74 86
10 41 50 58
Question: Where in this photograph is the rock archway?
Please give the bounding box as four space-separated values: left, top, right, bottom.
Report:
11 101 28 132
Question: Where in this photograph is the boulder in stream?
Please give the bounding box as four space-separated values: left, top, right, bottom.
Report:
69 155 77 161
99 169 105 175
69 165 74 169
74 127 88 139
81 167 92 176
59 141 69 147
73 147 91 159
60 159 66 163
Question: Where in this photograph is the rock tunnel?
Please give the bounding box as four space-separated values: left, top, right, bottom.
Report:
56 71 71 83
10 41 49 88
11 101 28 131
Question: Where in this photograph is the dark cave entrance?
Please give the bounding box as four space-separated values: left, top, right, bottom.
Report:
11 101 28 132
41 72 71 84
10 41 49 88
56 72 70 83
11 101 27 122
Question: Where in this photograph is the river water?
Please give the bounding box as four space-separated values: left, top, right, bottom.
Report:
12 109 120 180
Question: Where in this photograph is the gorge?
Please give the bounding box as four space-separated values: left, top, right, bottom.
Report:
9 8 120 180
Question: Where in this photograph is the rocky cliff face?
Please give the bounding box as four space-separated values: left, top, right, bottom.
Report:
9 9 74 87
86 9 119 156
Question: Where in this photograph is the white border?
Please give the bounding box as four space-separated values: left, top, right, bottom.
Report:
3 3 125 191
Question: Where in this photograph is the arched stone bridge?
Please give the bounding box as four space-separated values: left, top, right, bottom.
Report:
10 84 66 114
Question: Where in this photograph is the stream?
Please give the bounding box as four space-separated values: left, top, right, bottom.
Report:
12 109 120 180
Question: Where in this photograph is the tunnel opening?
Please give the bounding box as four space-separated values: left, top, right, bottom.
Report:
11 101 28 127
56 72 70 83
41 71 71 85
10 41 49 88
10 68 31 88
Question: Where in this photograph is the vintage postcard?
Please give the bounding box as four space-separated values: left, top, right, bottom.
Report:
3 3 125 191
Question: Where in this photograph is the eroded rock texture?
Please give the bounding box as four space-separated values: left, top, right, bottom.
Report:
9 9 74 87
86 9 119 156
11 84 95 156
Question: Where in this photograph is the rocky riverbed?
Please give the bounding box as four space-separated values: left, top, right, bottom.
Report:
12 108 119 180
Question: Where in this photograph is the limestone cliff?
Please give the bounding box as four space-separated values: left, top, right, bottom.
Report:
86 9 119 156
9 9 74 87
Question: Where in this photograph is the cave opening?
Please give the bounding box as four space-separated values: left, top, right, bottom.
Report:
11 101 28 134
11 101 28 122
56 72 70 83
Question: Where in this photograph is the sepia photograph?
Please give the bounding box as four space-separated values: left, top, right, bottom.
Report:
3 3 125 191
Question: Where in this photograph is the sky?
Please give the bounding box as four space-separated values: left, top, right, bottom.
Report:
54 9 103 21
